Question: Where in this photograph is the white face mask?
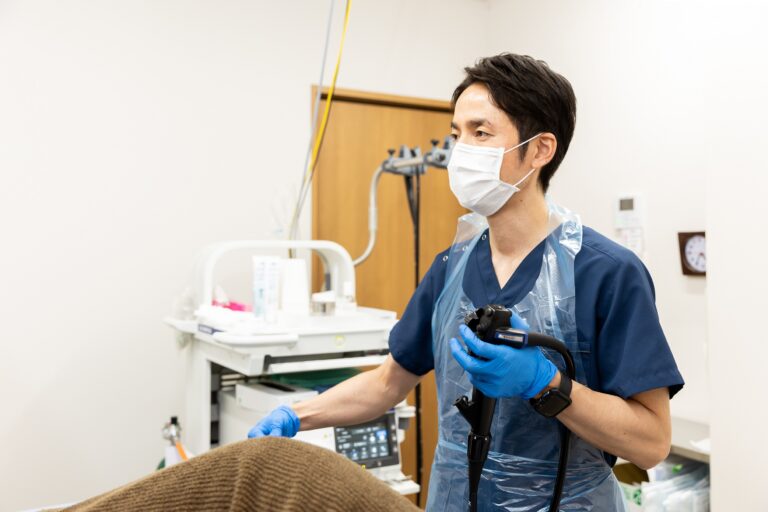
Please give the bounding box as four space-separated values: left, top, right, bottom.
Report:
447 133 541 217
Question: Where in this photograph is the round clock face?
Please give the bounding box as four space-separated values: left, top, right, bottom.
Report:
684 235 706 273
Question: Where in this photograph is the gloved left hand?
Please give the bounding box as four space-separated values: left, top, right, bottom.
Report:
450 313 557 399
247 405 300 439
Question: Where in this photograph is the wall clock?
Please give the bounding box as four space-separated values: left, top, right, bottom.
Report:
677 232 706 276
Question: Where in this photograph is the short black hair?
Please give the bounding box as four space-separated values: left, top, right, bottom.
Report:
452 53 577 192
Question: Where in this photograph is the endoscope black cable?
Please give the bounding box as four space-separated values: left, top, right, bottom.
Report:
527 332 576 512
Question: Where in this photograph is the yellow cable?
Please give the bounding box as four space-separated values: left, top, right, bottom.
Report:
306 0 351 181
290 0 351 238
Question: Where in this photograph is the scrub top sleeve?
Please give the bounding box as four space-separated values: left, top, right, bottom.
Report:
596 256 685 400
387 253 446 376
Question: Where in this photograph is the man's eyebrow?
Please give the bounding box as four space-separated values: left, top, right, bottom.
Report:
450 118 493 130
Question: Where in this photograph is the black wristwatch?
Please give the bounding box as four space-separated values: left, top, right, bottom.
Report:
530 373 572 418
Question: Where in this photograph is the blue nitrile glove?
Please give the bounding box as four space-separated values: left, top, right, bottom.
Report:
247 405 300 439
450 312 557 400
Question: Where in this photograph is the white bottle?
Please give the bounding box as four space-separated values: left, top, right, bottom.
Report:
253 256 281 323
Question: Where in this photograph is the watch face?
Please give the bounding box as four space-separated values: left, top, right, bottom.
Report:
684 235 706 273
537 390 572 418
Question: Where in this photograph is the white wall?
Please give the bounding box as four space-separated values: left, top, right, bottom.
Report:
0 1 492 509
699 3 768 509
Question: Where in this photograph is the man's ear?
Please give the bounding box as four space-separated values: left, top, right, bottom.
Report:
531 133 557 169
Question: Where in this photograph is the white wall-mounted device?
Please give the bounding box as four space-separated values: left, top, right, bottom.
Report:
614 194 645 258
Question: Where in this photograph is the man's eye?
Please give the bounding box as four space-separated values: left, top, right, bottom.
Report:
475 130 489 138
449 133 458 140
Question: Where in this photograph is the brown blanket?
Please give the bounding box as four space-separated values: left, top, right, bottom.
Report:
59 437 420 511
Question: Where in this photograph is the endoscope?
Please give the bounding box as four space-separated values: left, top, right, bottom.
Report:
454 305 576 512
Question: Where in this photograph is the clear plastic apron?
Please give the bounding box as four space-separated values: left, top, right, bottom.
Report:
426 201 626 511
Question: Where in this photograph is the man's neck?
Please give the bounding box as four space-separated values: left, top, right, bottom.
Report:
487 189 549 258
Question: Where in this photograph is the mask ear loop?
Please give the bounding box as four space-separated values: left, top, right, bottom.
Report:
512 167 537 188
503 132 542 154
504 132 543 188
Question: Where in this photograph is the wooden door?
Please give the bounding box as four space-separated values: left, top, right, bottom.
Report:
311 88 464 507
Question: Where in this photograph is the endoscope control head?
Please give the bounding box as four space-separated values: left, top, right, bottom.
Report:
464 305 510 340
464 305 528 351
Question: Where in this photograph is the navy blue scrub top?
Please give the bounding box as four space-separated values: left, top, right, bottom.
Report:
389 226 684 464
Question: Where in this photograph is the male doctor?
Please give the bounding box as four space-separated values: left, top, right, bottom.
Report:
248 53 684 510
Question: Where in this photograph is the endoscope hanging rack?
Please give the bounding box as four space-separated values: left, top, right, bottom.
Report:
352 136 453 504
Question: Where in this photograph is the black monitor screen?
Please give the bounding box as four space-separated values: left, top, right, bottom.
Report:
334 411 399 469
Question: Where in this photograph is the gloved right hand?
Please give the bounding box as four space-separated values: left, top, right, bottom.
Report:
247 405 300 439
